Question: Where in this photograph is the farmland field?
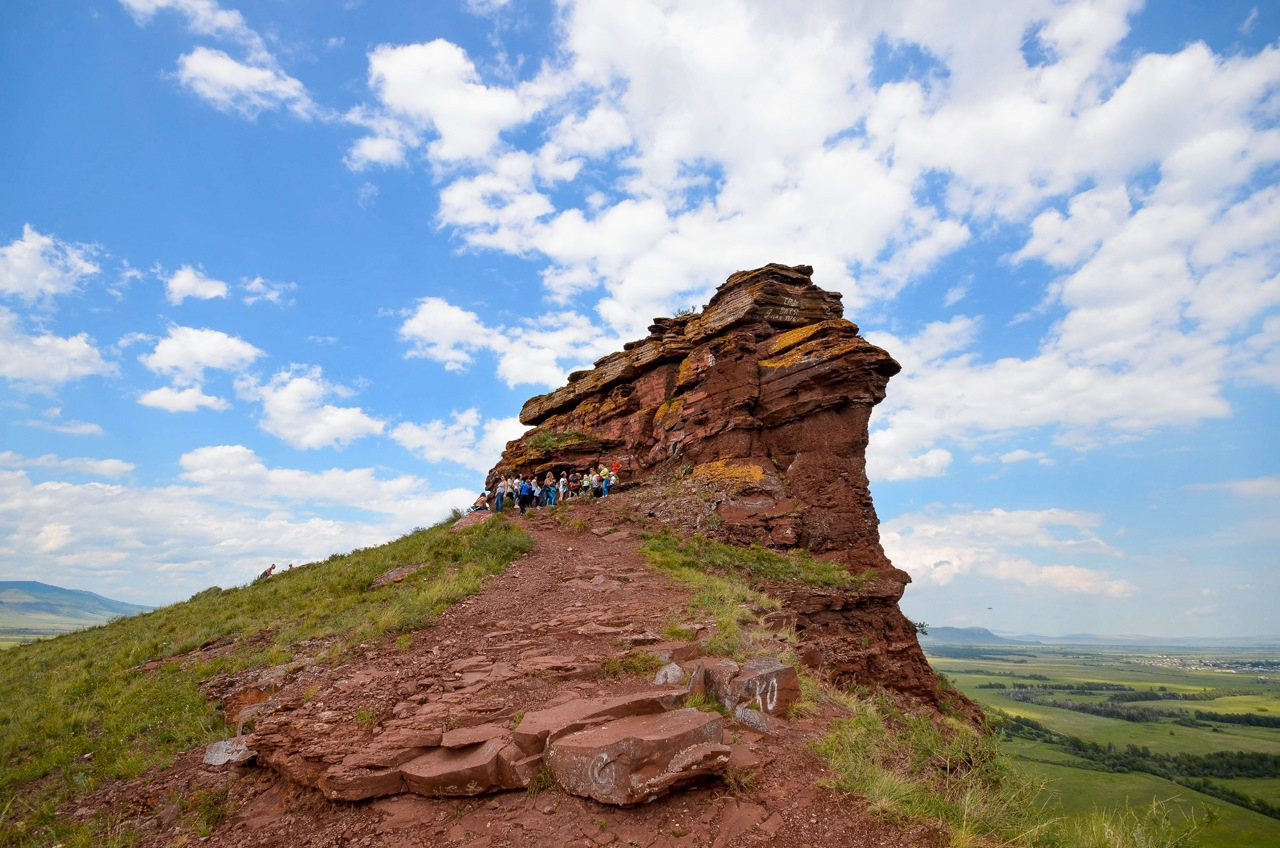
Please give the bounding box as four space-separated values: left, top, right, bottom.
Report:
925 644 1280 848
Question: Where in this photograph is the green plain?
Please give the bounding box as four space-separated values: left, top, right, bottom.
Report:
928 645 1280 848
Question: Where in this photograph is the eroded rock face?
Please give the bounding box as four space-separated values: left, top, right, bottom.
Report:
489 263 939 702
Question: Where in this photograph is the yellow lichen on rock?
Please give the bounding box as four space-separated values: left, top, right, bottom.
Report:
691 460 765 493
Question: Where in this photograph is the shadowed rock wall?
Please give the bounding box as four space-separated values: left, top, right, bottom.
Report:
490 264 948 705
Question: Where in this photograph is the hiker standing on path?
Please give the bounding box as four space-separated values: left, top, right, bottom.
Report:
518 477 534 515
493 476 506 513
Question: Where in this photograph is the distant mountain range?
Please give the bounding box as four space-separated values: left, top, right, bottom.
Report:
919 626 1040 645
0 581 152 637
919 625 1280 648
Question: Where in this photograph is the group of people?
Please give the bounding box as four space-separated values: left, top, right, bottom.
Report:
472 463 622 516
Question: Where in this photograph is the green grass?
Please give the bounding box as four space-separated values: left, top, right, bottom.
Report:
814 690 1228 848
638 531 879 658
814 691 1056 846
925 645 1280 847
0 514 533 848
1216 777 1280 806
1030 760 1279 848
640 532 868 589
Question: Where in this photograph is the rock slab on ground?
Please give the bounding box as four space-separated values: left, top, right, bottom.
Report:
546 708 730 806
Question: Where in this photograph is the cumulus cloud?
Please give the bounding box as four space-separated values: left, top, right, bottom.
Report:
242 276 297 306
176 47 314 118
120 0 317 118
163 265 229 304
390 409 527 474
136 325 262 412
397 296 619 388
881 506 1136 597
345 38 547 168
236 365 385 449
0 447 472 602
0 307 115 388
347 2 1280 475
139 325 262 383
139 384 231 412
0 225 100 303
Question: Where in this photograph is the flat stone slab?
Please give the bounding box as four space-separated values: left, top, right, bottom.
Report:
401 739 507 797
203 738 255 766
511 689 685 756
441 723 508 748
318 764 404 802
546 708 730 805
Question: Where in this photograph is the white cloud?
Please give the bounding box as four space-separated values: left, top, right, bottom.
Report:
0 225 99 303
346 39 544 168
0 448 472 603
0 307 115 387
236 365 385 449
176 47 314 118
163 265 228 304
0 451 135 478
139 385 231 412
347 3 1279 476
21 419 104 436
1000 449 1051 465
397 296 618 389
139 325 262 384
120 0 317 118
882 506 1136 597
390 409 526 473
1188 475 1280 499
241 276 297 306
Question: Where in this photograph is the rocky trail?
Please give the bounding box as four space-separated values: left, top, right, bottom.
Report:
69 502 938 848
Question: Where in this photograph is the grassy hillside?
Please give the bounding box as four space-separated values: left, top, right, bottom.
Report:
0 513 532 848
928 646 1280 848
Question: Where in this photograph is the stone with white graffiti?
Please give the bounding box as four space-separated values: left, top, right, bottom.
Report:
546 708 730 805
726 658 799 716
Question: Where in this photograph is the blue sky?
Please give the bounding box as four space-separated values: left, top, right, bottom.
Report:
1 0 1277 638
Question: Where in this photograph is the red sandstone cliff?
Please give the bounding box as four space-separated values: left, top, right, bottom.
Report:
490 263 944 704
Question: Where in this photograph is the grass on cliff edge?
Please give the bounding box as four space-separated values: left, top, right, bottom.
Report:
814 690 1219 848
0 513 532 848
637 531 871 658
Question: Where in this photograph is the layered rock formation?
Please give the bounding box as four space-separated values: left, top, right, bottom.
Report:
491 264 940 702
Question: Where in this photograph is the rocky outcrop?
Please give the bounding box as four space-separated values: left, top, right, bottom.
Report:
241 650 814 807
489 264 941 703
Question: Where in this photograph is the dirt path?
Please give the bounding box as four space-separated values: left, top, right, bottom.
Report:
75 506 938 847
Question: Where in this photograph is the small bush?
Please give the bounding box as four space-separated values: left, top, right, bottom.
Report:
526 764 557 796
684 692 730 718
1061 799 1218 848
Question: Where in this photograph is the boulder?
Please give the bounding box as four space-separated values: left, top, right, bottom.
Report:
546 708 730 805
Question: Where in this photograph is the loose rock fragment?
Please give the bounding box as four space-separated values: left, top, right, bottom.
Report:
546 708 729 805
